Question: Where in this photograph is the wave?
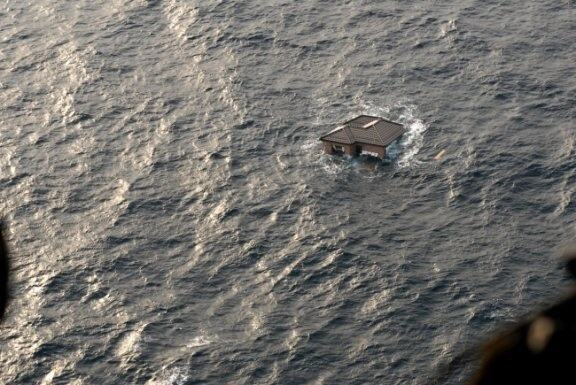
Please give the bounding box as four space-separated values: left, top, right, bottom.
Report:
162 0 199 44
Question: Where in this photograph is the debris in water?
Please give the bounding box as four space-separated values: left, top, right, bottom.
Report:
434 149 446 161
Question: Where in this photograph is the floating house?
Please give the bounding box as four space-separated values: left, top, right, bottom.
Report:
319 115 405 160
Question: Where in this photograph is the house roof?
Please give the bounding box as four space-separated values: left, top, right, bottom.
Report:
320 115 405 147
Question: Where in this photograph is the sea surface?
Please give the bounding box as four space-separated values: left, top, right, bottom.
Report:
1 1 576 384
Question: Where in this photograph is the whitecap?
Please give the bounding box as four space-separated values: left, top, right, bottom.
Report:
40 359 68 385
439 19 458 38
115 324 147 360
146 367 189 385
186 335 212 348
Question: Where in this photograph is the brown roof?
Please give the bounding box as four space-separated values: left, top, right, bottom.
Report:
320 115 405 147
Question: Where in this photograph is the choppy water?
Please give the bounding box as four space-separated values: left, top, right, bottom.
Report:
1 1 576 384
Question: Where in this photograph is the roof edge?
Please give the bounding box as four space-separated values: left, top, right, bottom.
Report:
345 115 404 128
319 137 404 147
377 117 404 127
319 126 353 143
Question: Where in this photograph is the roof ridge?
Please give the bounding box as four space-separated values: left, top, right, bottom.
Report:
343 125 354 143
372 118 385 145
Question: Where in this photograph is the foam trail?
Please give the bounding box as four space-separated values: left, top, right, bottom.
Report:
362 101 428 168
396 107 427 168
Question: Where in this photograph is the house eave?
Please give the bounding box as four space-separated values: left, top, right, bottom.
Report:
320 138 400 148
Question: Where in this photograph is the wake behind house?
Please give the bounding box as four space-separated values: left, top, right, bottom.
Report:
320 115 405 159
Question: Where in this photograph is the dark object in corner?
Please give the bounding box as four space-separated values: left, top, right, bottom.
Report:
0 226 8 320
468 257 576 385
319 115 405 160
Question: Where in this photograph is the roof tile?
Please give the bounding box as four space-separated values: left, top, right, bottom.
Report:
320 115 405 147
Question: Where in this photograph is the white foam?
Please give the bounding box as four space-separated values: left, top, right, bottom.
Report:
361 101 428 168
397 117 427 168
301 138 320 151
164 368 189 385
439 19 458 38
146 367 189 385
186 335 212 348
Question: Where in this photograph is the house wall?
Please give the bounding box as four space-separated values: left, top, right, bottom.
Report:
322 141 353 156
357 143 386 159
323 141 334 154
321 140 385 159
343 144 354 156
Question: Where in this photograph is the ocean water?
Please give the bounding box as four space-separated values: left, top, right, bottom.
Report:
1 1 575 384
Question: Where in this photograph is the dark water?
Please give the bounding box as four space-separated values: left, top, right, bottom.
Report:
1 1 576 384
